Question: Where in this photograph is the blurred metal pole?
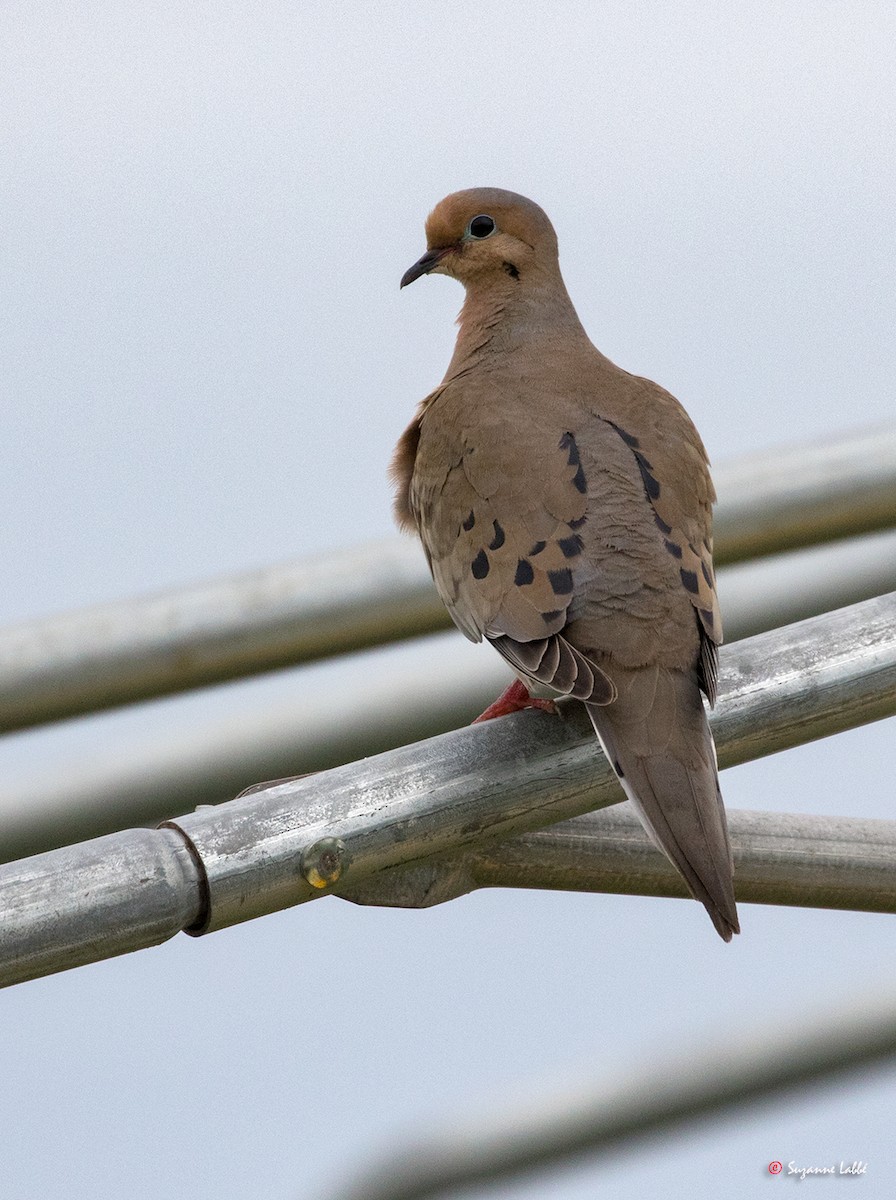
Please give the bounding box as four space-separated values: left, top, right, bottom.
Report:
0 632 503 866
716 526 896 640
0 537 437 733
2 528 895 866
713 423 896 563
329 988 896 1200
0 424 893 732
1 592 894 988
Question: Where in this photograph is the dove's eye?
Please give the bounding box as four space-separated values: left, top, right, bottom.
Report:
467 215 496 239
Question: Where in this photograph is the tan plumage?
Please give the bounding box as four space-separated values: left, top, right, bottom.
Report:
393 188 738 940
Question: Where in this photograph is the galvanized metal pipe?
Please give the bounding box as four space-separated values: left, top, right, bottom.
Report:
717 526 896 640
1 828 204 984
469 806 896 914
0 631 505 866
0 425 892 732
0 593 894 989
0 537 438 733
713 423 896 563
3 529 895 865
330 989 896 1200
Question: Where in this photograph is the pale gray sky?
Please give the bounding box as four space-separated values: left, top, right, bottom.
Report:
1 3 895 1198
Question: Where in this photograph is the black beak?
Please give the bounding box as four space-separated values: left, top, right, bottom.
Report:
400 246 452 289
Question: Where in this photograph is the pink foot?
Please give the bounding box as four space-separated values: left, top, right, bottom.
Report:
472 678 559 723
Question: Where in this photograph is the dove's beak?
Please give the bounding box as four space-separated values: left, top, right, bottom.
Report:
400 246 453 288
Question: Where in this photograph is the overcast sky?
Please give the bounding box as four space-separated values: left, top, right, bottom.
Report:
1 4 895 1198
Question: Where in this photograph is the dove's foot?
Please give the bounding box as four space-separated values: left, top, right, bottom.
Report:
472 679 559 723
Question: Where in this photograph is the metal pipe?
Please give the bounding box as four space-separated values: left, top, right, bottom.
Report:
3 529 895 865
329 988 896 1200
716 526 896 640
0 425 892 732
0 828 203 984
0 632 504 866
468 806 896 914
0 593 893 988
0 537 438 733
713 423 896 564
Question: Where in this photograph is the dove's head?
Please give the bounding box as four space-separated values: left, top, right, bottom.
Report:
400 188 560 291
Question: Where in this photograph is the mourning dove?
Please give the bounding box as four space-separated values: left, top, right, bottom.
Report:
393 188 739 941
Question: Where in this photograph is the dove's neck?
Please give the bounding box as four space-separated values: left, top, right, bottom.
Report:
445 271 591 378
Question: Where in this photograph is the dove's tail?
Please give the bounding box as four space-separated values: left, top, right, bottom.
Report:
585 665 739 942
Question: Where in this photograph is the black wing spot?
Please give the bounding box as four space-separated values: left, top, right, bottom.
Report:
558 435 588 494
568 515 587 530
559 432 581 467
558 534 584 558
462 510 476 532
634 451 661 500
515 559 534 586
653 511 672 536
542 608 564 623
471 550 490 579
548 568 574 595
701 560 714 587
680 568 700 594
502 261 520 279
612 424 640 449
663 538 683 560
613 760 625 778
528 540 547 556
489 520 506 550
700 607 715 629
